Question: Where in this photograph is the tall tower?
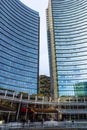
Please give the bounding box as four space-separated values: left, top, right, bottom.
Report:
0 0 40 94
47 0 87 98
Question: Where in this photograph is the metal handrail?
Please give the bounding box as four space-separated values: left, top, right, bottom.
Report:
0 121 87 129
0 90 87 105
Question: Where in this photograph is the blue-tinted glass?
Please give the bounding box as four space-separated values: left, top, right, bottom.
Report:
0 0 39 94
47 0 87 97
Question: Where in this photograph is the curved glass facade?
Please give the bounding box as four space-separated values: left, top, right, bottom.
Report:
0 0 39 94
47 0 87 97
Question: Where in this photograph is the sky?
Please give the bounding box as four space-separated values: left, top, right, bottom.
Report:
20 0 50 76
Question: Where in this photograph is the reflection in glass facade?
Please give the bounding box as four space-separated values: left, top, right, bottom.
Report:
0 0 39 94
74 82 87 97
47 0 87 98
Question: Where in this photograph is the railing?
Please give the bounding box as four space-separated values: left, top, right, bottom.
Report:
0 121 87 130
0 89 87 105
61 109 87 114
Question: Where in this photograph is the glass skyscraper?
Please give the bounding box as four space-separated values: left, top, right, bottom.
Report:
47 0 87 98
0 0 40 94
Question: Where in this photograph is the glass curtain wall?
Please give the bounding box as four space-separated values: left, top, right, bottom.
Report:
0 0 40 94
47 0 87 98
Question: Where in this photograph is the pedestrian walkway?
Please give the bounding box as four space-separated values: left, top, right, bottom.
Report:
0 121 87 130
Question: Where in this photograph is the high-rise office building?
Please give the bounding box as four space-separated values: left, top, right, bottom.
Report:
47 0 87 98
0 0 40 94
